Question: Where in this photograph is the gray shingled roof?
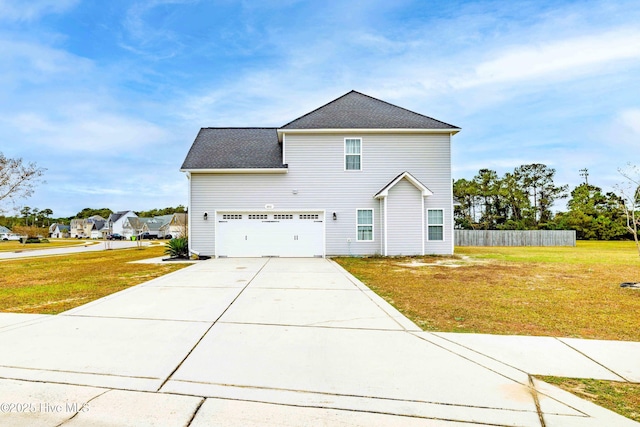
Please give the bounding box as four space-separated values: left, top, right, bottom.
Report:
281 90 459 130
181 128 284 170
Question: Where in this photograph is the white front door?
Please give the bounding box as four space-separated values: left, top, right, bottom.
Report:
216 212 324 257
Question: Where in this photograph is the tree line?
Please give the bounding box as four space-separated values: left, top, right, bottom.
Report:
454 163 637 241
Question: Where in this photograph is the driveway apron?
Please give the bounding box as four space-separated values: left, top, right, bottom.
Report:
0 258 637 426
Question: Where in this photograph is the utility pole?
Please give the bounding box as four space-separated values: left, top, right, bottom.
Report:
579 168 589 185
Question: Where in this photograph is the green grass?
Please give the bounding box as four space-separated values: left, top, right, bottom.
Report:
0 245 188 314
538 376 640 422
0 239 99 252
459 240 639 265
334 241 640 340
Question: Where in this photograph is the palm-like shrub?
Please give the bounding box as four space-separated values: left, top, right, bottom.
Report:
165 237 189 258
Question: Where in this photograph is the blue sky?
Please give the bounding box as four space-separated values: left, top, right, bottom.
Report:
1 0 639 218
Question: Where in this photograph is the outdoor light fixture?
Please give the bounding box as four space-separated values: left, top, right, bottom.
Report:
332 212 337 221
203 212 208 220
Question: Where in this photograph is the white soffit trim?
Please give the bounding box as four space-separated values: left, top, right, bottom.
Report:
374 171 434 199
277 128 460 140
179 168 288 174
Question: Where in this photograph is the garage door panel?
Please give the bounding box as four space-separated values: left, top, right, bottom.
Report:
216 212 324 258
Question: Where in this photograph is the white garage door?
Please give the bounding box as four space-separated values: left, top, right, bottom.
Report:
216 212 324 257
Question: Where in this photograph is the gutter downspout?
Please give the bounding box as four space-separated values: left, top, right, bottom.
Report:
185 171 192 256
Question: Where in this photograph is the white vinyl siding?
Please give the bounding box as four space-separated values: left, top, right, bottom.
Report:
356 209 373 241
189 132 453 256
428 209 444 241
344 138 361 170
386 178 423 255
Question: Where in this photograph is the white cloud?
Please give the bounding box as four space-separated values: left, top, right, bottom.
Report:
454 28 640 89
3 110 170 153
0 0 78 21
119 0 197 59
0 39 93 83
618 109 640 135
604 108 640 152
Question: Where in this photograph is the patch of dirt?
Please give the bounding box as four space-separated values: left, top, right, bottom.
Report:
396 255 486 268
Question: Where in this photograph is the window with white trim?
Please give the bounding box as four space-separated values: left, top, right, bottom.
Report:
357 209 373 241
345 138 361 170
427 209 444 241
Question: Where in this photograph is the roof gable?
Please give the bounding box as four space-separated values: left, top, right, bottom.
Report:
374 171 433 199
281 90 459 130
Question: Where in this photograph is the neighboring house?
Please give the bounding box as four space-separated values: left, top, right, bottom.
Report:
181 90 460 257
0 226 11 234
90 220 107 239
106 211 137 238
124 216 169 238
70 215 105 238
125 214 183 238
49 223 70 238
69 218 84 238
159 213 187 239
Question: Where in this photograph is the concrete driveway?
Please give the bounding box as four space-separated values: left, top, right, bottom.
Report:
0 258 638 426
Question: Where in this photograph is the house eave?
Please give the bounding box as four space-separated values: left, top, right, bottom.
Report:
180 168 288 174
277 127 460 141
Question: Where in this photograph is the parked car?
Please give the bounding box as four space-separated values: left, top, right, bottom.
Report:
1 233 21 241
138 232 157 240
107 233 125 240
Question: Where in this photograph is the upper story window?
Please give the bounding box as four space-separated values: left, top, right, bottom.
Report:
345 138 361 170
427 209 444 241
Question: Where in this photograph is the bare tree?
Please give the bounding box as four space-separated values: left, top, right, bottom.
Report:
616 164 640 256
0 153 46 212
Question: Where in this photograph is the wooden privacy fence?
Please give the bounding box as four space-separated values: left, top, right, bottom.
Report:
454 230 576 247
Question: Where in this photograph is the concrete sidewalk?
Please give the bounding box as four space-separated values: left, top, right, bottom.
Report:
0 240 149 260
0 258 638 426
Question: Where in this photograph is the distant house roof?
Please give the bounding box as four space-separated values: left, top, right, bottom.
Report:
281 90 460 130
91 220 106 231
181 128 284 170
159 213 187 232
0 225 11 234
108 211 136 223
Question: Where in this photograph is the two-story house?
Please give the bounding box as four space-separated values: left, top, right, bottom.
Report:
106 210 137 238
69 215 105 239
181 91 460 257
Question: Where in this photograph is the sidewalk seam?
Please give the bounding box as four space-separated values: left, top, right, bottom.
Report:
155 258 271 392
555 338 630 382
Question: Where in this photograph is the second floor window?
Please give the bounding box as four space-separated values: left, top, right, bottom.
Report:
345 138 361 170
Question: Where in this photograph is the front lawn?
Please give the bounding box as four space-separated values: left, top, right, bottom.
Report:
334 241 640 341
0 245 188 314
